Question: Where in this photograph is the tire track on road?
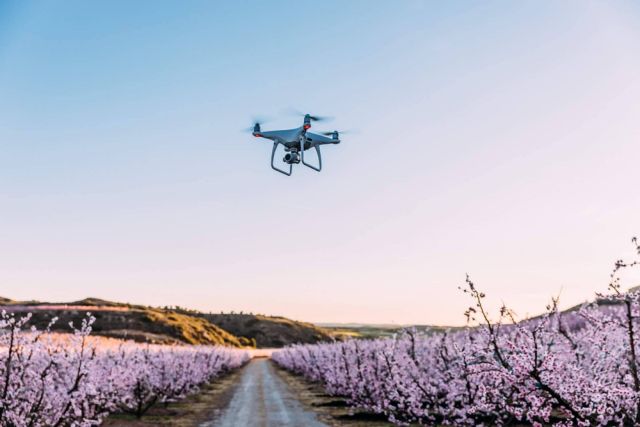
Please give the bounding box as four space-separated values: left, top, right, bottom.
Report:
202 358 327 427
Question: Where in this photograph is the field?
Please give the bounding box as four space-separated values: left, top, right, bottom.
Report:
0 313 248 426
2 280 640 426
272 240 640 426
1 239 637 426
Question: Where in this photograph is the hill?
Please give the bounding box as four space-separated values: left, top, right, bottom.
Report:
0 299 243 346
0 297 335 348
193 312 334 348
319 323 465 340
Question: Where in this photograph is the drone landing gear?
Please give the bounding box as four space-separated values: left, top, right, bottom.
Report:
301 145 322 172
270 142 322 176
271 142 292 176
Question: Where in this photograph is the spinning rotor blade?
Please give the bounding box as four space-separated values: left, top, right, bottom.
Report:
285 108 332 122
320 130 354 136
251 115 271 124
308 114 330 122
242 115 271 132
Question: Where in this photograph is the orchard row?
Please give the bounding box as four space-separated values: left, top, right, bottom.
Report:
274 238 640 426
0 313 249 426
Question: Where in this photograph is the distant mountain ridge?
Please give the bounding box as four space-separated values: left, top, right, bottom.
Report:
0 297 334 348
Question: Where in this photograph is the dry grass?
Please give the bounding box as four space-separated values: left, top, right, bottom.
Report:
271 362 392 426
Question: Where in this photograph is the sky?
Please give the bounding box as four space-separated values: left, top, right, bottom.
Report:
1 1 639 325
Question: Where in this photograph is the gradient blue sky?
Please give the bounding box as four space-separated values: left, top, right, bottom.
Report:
1 1 639 324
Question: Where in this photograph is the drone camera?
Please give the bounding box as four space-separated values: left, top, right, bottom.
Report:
283 152 300 164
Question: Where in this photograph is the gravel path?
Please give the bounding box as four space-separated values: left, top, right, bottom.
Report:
201 358 327 427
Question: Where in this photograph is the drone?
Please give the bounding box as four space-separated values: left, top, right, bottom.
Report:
246 113 342 176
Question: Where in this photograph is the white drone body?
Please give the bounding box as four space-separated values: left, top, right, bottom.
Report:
250 114 341 176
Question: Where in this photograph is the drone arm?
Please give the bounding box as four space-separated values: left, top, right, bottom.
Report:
270 141 292 176
301 144 322 172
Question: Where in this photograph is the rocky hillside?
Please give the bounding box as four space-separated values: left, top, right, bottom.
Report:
193 312 334 348
0 297 334 348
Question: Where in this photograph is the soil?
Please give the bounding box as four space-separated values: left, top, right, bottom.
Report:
104 358 392 427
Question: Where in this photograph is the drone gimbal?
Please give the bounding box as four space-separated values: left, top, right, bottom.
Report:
270 141 322 176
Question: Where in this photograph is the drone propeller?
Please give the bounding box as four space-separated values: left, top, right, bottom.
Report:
285 108 332 122
242 115 271 132
320 130 353 136
308 114 330 122
251 115 271 123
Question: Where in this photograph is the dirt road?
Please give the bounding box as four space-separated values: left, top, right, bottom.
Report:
106 358 388 427
202 358 327 427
